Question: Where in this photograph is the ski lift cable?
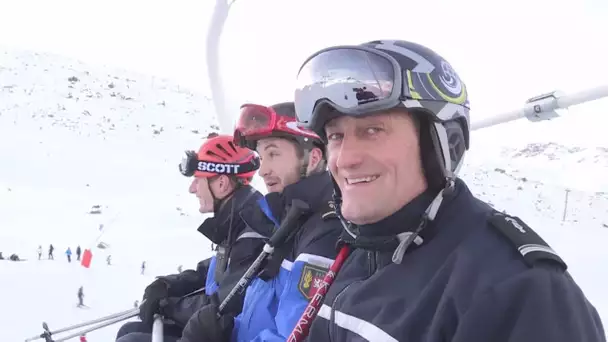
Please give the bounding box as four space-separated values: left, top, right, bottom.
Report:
471 84 608 131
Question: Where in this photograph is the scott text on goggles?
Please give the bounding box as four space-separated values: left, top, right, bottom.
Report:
197 161 243 174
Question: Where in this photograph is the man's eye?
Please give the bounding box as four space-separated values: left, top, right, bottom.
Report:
366 127 382 135
327 133 343 141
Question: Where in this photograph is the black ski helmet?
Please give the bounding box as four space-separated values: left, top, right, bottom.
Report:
295 40 471 187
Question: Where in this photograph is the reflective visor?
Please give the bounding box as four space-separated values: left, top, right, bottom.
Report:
235 104 277 138
295 48 399 131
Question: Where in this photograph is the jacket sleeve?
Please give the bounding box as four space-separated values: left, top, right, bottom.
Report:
160 258 212 297
216 234 266 315
453 266 606 342
248 217 343 342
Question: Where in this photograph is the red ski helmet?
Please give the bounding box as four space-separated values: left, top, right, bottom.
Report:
179 133 260 185
233 102 322 151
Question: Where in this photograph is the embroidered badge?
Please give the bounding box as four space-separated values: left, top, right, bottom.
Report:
298 263 329 300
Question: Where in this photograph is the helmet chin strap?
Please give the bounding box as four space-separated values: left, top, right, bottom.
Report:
329 174 358 239
299 149 310 179
208 177 239 215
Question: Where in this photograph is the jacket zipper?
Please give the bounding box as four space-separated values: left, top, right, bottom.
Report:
369 251 378 274
329 251 379 340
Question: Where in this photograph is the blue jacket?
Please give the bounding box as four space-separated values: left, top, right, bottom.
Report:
160 185 266 326
201 186 266 306
232 172 343 342
306 178 605 341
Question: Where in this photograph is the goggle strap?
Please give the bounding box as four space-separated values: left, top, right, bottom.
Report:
195 157 260 175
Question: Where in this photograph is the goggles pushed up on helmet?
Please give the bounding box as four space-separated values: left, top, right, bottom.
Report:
293 45 469 138
179 150 260 177
233 104 320 150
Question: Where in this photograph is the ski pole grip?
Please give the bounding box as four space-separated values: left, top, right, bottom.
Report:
267 199 310 248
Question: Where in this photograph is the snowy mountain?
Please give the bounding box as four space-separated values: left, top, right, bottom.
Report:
461 143 608 230
0 48 223 274
1 48 607 341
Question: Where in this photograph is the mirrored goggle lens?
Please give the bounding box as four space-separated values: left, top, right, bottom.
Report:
179 150 198 177
236 105 275 137
295 48 395 125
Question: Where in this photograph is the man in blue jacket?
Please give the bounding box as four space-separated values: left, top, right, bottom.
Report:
289 39 606 341
115 134 266 342
177 102 343 342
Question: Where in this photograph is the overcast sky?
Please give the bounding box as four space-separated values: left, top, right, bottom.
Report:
1 0 607 146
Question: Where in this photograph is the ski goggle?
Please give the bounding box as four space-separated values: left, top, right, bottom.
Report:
234 104 320 150
179 150 260 177
295 45 470 138
235 104 279 138
294 46 403 136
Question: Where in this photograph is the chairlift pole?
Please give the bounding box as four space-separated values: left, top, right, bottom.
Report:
471 84 608 131
206 0 239 134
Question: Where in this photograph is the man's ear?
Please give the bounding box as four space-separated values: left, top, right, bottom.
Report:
307 147 324 172
218 175 233 194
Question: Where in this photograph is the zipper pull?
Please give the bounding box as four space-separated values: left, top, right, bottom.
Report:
392 231 424 264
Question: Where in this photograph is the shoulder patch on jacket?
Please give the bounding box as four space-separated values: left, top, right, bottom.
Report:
489 212 567 271
298 263 329 301
321 200 338 220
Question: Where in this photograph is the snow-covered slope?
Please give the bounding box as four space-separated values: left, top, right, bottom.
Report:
0 48 222 264
0 48 223 340
1 48 607 340
462 151 608 230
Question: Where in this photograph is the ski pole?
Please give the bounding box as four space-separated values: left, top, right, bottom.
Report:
218 199 310 314
151 314 164 342
181 287 206 298
46 310 138 342
287 245 351 342
25 308 139 341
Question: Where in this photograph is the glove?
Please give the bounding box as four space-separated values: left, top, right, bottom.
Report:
140 279 170 327
180 304 234 342
162 293 211 328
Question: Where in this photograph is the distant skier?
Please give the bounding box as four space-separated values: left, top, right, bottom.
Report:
134 300 139 308
76 245 82 261
79 334 87 342
0 252 3 260
77 286 84 307
66 247 72 263
37 245 42 260
48 244 54 260
107 255 112 265
140 261 146 275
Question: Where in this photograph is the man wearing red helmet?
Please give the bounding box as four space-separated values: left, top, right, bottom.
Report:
116 133 267 342
177 102 342 342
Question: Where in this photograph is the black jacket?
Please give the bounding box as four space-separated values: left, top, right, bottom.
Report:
160 185 266 326
306 178 605 342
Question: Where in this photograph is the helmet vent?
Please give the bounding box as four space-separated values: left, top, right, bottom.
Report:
214 143 234 159
206 150 227 161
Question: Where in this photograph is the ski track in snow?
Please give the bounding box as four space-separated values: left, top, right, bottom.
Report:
1 48 607 340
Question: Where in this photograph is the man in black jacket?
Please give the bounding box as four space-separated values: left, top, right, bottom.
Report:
291 40 606 341
115 134 266 342
176 102 343 342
